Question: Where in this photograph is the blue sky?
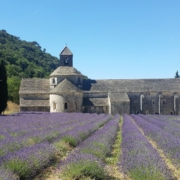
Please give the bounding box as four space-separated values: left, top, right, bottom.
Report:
0 0 180 79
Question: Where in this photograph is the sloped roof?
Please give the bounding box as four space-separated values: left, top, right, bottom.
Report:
60 46 73 55
83 78 180 93
50 66 82 76
50 78 83 94
82 98 108 106
109 93 130 102
19 78 50 94
20 98 49 107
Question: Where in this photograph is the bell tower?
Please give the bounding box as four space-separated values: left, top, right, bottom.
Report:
59 46 73 67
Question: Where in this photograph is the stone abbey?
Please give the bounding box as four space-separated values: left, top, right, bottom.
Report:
19 46 180 114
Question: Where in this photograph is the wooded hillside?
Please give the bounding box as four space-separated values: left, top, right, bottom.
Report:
0 30 59 104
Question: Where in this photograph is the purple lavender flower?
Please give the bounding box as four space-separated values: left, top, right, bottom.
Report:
120 114 173 180
131 114 180 169
0 142 56 178
58 114 120 175
0 166 19 180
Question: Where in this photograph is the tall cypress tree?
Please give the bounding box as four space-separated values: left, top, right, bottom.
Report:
0 60 8 114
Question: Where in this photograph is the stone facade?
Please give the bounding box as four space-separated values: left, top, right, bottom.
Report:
50 93 83 112
19 46 180 115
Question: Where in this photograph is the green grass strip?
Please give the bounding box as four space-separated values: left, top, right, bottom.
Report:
61 160 106 180
105 115 123 165
128 167 167 180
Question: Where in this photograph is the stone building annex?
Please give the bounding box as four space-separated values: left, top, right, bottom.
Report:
19 46 180 115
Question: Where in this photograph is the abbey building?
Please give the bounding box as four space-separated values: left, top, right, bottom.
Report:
19 46 180 114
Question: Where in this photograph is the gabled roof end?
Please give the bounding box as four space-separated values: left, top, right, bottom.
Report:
60 46 73 55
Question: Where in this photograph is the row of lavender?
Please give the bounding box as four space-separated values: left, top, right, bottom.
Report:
139 114 180 138
120 115 173 180
57 114 120 179
0 112 112 179
0 112 109 157
0 112 101 141
132 114 180 169
1 113 178 179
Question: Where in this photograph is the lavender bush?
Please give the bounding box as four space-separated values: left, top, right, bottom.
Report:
53 114 111 147
0 112 109 179
0 142 56 179
120 114 173 180
131 114 180 169
139 114 180 138
58 114 120 179
0 112 103 157
0 166 19 180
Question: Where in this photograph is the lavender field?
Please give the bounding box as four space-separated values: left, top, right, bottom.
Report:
0 112 179 180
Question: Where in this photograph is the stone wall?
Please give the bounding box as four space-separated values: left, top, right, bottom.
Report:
141 93 159 114
50 93 83 112
176 98 180 115
82 92 109 114
160 94 174 115
50 75 83 89
82 106 109 114
128 92 180 115
20 106 50 112
60 55 73 67
111 101 130 114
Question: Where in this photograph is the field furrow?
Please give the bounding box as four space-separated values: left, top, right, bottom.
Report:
119 114 173 180
0 113 179 179
131 114 180 179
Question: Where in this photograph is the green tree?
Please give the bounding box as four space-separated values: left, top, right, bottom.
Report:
0 60 8 114
7 76 21 104
0 30 60 104
175 71 180 78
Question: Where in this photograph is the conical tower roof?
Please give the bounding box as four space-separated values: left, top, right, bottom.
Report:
60 46 73 55
50 78 83 94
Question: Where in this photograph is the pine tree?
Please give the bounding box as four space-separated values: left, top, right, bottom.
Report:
175 71 180 78
0 60 8 114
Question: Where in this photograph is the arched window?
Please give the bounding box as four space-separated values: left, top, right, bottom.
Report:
53 102 56 110
64 57 68 65
152 100 155 104
52 78 55 84
163 99 166 104
76 102 78 110
64 103 68 110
